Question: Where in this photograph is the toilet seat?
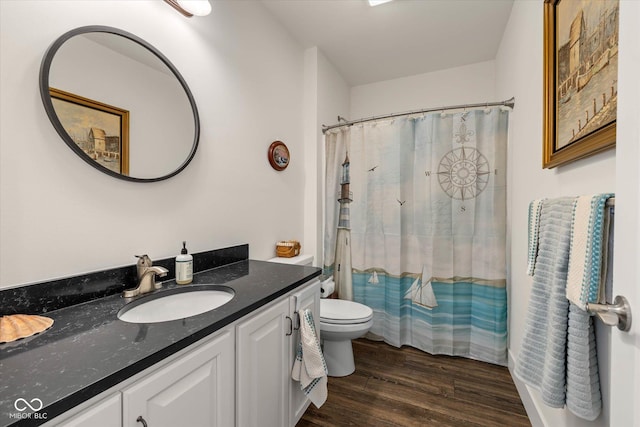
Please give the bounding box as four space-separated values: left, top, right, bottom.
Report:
320 299 373 324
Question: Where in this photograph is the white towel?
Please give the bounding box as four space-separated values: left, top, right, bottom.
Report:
291 309 328 408
566 193 614 310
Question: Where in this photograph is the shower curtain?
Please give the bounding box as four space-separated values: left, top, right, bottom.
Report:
324 108 509 365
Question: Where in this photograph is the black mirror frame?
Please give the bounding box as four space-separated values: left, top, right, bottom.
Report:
39 25 200 183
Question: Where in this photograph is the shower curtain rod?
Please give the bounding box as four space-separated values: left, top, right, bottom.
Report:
322 97 515 134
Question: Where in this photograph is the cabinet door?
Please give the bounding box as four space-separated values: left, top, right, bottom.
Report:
122 329 234 427
236 298 289 427
56 393 121 427
289 279 321 426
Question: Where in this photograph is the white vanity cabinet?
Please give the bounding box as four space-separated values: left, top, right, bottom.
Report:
53 329 234 427
288 280 321 426
236 279 321 427
50 278 320 427
236 298 290 427
122 328 234 427
56 393 121 427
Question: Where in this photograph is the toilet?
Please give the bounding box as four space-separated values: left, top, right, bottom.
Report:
319 283 373 377
267 254 373 377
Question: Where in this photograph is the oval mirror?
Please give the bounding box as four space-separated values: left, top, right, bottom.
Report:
40 26 200 182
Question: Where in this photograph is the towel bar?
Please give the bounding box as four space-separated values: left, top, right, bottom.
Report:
586 295 631 332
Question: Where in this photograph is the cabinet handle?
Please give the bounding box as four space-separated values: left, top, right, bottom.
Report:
286 316 293 336
136 416 148 427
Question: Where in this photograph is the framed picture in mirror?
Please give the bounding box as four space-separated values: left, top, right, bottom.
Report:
49 87 130 175
542 0 618 168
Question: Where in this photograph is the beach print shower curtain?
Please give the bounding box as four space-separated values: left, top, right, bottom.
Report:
324 108 509 365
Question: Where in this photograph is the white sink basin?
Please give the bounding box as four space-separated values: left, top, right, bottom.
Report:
118 286 234 324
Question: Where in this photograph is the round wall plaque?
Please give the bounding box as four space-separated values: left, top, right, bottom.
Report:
268 141 290 171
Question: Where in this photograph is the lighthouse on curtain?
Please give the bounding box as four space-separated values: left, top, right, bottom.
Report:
334 153 354 301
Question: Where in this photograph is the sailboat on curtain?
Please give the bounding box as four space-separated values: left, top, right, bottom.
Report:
404 265 438 309
368 271 379 285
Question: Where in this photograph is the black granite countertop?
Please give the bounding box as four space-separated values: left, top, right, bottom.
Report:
0 258 321 426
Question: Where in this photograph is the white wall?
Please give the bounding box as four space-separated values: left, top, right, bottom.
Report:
496 2 616 426
350 60 496 119
606 1 640 425
0 1 305 288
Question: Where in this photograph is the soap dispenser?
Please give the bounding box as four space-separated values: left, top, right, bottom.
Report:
175 241 193 285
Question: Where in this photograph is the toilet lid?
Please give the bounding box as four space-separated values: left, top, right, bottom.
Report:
320 299 373 324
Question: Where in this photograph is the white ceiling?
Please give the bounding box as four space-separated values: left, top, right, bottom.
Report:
261 0 514 86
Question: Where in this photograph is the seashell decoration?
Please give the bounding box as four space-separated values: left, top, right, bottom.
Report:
0 314 54 343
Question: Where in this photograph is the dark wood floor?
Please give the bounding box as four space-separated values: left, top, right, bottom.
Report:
298 339 530 427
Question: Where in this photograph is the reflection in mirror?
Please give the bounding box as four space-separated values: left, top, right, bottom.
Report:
40 26 200 182
50 87 131 175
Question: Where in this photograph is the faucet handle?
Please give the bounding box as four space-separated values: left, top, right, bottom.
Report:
135 254 153 279
136 254 153 266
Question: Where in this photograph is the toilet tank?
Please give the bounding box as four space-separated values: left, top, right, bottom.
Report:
266 254 314 266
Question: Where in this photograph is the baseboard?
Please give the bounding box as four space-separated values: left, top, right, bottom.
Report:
508 349 546 427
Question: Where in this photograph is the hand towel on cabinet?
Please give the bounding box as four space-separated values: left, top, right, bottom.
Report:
291 309 328 408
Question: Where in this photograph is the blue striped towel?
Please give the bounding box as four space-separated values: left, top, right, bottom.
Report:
516 197 602 421
566 193 614 310
291 309 328 408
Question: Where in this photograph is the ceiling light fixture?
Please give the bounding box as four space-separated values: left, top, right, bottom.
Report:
164 0 212 17
368 0 394 6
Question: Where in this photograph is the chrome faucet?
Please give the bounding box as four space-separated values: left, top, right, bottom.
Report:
123 255 169 298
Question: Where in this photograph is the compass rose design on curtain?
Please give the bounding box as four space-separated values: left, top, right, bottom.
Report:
324 107 509 366
438 147 490 200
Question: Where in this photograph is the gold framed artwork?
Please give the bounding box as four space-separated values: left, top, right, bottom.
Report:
543 0 618 168
49 88 130 175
